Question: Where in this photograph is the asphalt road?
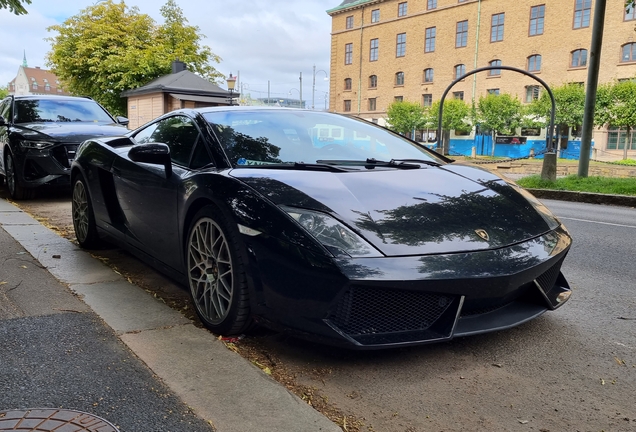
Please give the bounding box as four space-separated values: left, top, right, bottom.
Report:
2 187 635 432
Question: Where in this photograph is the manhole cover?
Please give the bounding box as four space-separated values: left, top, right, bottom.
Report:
0 409 119 431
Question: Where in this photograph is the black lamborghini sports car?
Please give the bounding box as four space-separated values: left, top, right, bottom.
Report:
71 107 572 349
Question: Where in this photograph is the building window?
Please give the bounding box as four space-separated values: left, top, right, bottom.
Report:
491 13 505 42
369 75 378 88
456 20 468 48
453 91 464 100
398 2 407 17
346 15 354 29
425 27 436 52
368 98 377 111
454 64 466 80
395 71 405 86
571 49 587 67
529 5 545 36
45 84 50 91
32 82 38 90
371 9 380 23
423 68 434 83
394 96 404 102
344 100 352 112
622 43 636 62
626 4 636 21
489 59 502 76
345 43 353 65
527 54 542 72
344 78 352 90
396 33 406 57
423 94 433 107
525 85 540 102
487 88 500 95
607 128 636 150
573 0 591 29
427 0 437 10
370 38 379 61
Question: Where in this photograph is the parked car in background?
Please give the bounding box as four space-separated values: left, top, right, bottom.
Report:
0 95 128 199
70 107 572 349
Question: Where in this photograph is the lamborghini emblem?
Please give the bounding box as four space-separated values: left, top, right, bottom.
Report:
475 229 490 241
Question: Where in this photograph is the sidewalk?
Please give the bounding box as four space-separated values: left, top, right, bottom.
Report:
0 198 341 432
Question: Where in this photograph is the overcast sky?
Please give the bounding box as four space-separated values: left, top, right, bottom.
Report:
0 0 337 107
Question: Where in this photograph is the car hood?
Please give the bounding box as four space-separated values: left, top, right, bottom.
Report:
230 165 554 257
15 122 127 143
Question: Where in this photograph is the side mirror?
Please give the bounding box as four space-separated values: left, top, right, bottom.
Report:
116 116 130 127
128 143 172 177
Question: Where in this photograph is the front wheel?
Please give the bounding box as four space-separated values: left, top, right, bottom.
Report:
5 152 35 200
186 205 251 335
72 173 102 249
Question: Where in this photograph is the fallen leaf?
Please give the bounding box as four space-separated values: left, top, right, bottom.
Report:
614 357 626 366
0 282 7 285
20 265 27 269
518 419 529 424
601 378 605 385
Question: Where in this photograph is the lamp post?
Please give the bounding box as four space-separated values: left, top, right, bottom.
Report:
289 88 301 108
226 73 237 106
312 65 329 110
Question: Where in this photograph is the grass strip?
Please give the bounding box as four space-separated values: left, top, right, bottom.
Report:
517 175 636 196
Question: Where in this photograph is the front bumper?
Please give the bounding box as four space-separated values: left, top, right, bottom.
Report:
251 226 572 349
12 144 78 188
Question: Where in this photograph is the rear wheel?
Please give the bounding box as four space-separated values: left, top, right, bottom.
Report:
72 173 102 248
186 205 251 335
6 152 35 200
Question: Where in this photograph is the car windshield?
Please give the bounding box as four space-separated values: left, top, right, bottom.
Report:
14 99 114 124
202 110 444 167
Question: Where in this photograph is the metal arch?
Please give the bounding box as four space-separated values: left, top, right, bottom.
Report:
437 65 556 154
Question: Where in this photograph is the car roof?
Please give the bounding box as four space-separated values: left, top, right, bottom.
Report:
12 94 93 101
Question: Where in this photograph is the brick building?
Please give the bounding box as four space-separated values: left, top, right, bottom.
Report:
327 0 636 159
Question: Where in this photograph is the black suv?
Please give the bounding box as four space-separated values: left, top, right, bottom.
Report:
0 95 128 199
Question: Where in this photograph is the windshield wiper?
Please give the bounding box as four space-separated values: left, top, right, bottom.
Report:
238 162 350 172
389 158 442 167
316 158 422 169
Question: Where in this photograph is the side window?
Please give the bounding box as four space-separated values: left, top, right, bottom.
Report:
133 116 200 167
190 141 213 169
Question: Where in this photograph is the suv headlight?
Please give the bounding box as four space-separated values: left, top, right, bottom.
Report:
282 206 382 258
20 140 56 150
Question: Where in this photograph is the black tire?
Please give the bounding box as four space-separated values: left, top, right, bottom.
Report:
5 152 35 200
71 173 102 249
186 205 251 335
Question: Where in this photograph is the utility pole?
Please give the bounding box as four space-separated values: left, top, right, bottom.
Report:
299 72 303 109
579 0 607 178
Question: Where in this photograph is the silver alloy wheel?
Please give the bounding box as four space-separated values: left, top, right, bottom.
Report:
188 217 234 324
72 180 89 243
6 153 15 195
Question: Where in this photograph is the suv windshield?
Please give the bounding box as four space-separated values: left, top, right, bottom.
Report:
203 110 444 167
14 99 115 124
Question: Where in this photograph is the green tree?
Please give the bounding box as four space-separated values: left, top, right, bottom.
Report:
385 100 426 135
477 93 523 156
46 0 222 116
0 0 30 15
0 85 8 99
424 99 471 154
528 82 586 151
594 80 636 159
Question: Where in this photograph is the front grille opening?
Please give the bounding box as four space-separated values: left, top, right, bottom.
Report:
536 256 565 294
328 286 455 337
51 144 78 168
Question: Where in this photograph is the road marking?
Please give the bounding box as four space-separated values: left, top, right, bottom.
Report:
558 216 636 229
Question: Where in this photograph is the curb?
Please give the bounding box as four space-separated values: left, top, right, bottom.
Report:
527 189 636 207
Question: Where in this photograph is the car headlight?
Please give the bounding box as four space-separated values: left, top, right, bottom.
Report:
20 140 56 149
281 206 382 258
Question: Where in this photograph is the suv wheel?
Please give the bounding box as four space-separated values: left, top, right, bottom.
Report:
6 152 35 200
